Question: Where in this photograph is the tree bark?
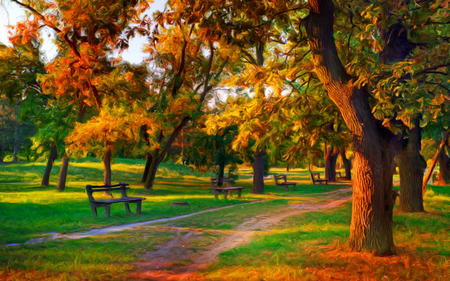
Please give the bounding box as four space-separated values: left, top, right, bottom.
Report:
13 125 19 162
57 154 70 191
423 133 449 194
436 148 450 185
141 153 152 184
103 148 112 186
41 144 57 187
324 144 339 182
252 149 265 194
306 0 396 255
395 118 425 212
1 133 4 163
217 160 225 187
340 147 352 180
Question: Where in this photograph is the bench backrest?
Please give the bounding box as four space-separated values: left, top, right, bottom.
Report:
211 177 230 189
86 182 129 202
274 175 287 185
310 173 320 184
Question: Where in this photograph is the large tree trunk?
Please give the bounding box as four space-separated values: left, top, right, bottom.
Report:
423 133 449 194
13 125 19 162
252 149 265 194
324 144 339 182
41 144 57 187
306 0 396 255
395 118 425 212
57 154 70 191
103 148 112 186
340 147 352 180
436 148 450 185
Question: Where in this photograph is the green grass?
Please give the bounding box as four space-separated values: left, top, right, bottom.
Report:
3 159 449 280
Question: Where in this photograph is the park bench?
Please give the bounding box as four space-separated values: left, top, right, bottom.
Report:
211 177 243 200
336 171 347 181
310 172 328 185
274 175 297 191
86 182 145 217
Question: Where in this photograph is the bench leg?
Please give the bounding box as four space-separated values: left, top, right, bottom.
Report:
124 202 131 214
90 205 98 217
213 190 219 200
224 192 228 200
238 189 242 198
292 184 296 191
228 190 233 197
104 205 111 218
136 201 142 215
284 185 288 191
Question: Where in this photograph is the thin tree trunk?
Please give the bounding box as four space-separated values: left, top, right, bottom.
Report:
340 147 352 180
13 125 19 162
41 144 57 187
57 154 70 191
395 118 425 212
252 149 265 194
324 145 339 182
103 148 112 186
423 133 449 194
217 161 225 187
145 156 161 190
181 131 185 165
306 0 396 255
436 148 450 185
141 153 152 184
1 133 4 163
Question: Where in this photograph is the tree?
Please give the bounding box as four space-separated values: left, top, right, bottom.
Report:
186 123 243 185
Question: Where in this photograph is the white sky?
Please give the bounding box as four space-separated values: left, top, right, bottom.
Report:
0 0 167 64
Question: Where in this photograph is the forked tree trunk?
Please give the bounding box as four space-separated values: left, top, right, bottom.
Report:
324 145 339 182
423 133 449 195
306 0 396 255
252 150 265 194
340 147 352 180
103 148 112 186
145 156 161 190
395 118 425 212
436 148 450 185
57 154 70 191
41 144 57 187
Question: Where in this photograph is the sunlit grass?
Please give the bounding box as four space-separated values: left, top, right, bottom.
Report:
2 159 449 280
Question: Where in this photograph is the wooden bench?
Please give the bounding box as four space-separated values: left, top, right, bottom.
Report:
211 177 244 200
310 172 328 185
86 182 145 217
336 171 347 181
274 175 297 191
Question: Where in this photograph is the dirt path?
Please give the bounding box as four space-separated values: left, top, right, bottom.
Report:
128 188 352 281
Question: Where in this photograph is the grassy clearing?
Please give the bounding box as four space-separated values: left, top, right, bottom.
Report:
0 159 338 280
199 189 450 281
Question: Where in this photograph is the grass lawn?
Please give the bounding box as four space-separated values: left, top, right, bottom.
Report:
1 159 448 280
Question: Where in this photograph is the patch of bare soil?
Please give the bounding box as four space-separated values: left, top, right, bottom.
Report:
127 190 352 281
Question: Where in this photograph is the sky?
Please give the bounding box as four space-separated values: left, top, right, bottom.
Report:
0 0 167 64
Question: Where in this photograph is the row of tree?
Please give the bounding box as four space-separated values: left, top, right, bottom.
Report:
2 0 450 256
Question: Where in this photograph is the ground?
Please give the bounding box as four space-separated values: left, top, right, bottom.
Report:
0 158 449 280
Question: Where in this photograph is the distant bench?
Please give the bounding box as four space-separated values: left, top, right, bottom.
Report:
274 175 297 191
310 172 328 185
86 182 145 217
211 177 243 200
